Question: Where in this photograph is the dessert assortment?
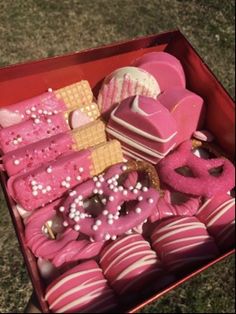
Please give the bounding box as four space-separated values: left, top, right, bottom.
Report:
0 50 235 313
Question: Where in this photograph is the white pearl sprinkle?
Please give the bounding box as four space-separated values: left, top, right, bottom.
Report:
105 233 111 240
108 213 113 219
26 109 31 115
133 189 138 194
78 195 83 200
70 207 76 213
38 184 43 190
115 174 119 179
69 191 77 197
34 118 40 124
14 160 20 165
76 176 81 181
93 176 98 182
103 210 108 216
74 224 80 231
32 191 38 196
113 187 118 192
78 201 83 206
47 167 52 173
31 180 37 186
13 140 18 145
107 179 112 184
69 213 75 219
109 184 114 190
70 203 76 208
38 109 43 114
93 189 98 194
99 177 105 182
42 189 47 194
142 187 148 192
96 220 102 226
61 181 67 187
48 88 53 92
31 107 36 112
135 207 142 214
123 190 128 196
17 137 22 143
101 198 107 205
98 189 103 195
109 196 114 202
79 167 84 173
53 110 58 115
148 198 154 204
108 219 114 225
31 114 37 119
92 225 98 231
46 186 52 192
118 186 124 192
47 119 52 123
96 182 101 188
75 210 80 216
63 221 69 227
74 216 80 222
32 186 38 191
122 165 128 171
111 235 117 240
138 196 143 201
66 183 70 188
80 213 86 219
117 206 122 211
66 176 71 182
43 110 48 115
59 206 65 212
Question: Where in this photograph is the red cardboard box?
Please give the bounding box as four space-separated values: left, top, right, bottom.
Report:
0 30 235 313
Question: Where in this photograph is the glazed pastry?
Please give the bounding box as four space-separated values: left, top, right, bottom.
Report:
157 140 235 198
60 161 160 242
7 140 123 211
0 80 93 128
99 234 164 295
2 120 106 176
196 194 235 251
0 102 100 154
158 87 204 145
97 66 160 117
107 95 178 164
133 52 186 92
150 216 219 272
45 260 117 313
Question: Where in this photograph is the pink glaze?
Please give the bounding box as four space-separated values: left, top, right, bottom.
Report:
97 66 160 117
99 234 164 295
133 52 186 91
151 216 219 272
106 95 178 164
0 112 69 153
7 149 92 211
157 141 235 198
149 190 201 223
2 131 75 177
25 200 78 260
196 194 235 251
158 87 204 145
0 92 66 128
45 260 117 313
61 163 160 242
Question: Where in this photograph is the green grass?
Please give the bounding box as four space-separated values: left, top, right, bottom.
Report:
0 0 235 313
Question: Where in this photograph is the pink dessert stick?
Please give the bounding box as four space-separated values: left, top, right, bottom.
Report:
196 194 235 251
132 52 186 92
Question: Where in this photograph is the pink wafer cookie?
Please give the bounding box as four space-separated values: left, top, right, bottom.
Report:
151 216 219 272
133 52 186 91
45 260 117 313
99 234 164 295
196 194 235 251
97 66 160 117
157 140 235 198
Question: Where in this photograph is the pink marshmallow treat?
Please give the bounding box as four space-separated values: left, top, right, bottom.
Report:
99 234 164 295
151 216 219 272
157 141 235 198
158 87 204 145
196 194 235 251
45 260 117 313
133 52 186 92
107 95 178 164
97 66 160 117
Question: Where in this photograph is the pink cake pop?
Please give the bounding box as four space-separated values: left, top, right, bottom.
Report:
196 193 235 251
97 66 160 117
150 216 219 272
107 95 178 164
99 234 164 295
60 162 160 242
45 260 117 313
157 140 235 198
132 51 186 92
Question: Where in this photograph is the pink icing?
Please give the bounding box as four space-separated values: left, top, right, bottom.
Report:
0 112 69 154
61 163 160 242
2 131 75 177
0 92 66 128
196 194 235 251
151 216 219 272
99 234 163 295
107 95 178 164
133 52 186 91
157 141 235 198
7 149 92 211
25 200 78 260
45 260 117 313
158 87 204 145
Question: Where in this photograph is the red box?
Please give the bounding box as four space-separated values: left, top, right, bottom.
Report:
0 30 235 313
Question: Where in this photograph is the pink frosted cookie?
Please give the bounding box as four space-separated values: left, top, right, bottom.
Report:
60 162 160 242
99 234 164 295
107 95 178 164
0 80 93 128
97 66 160 117
45 260 117 313
151 216 219 272
157 140 235 198
158 87 204 145
7 140 123 211
196 194 235 251
132 52 186 92
1 120 106 177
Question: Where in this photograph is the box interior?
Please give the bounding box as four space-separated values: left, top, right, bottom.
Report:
0 30 235 313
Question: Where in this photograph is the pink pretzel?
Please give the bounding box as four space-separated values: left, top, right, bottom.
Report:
60 162 160 242
158 141 235 198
